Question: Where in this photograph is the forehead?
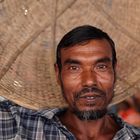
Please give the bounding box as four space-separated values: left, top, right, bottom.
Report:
60 39 112 61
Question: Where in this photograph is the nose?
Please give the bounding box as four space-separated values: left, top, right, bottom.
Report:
81 69 97 87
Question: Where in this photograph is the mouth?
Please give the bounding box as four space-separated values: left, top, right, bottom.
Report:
74 94 101 109
78 93 102 101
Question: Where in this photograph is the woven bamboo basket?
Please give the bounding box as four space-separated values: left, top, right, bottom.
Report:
0 0 139 110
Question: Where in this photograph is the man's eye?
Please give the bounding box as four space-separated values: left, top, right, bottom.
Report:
96 64 108 71
69 66 80 71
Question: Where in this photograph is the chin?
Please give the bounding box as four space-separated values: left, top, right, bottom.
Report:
76 102 107 111
71 104 107 120
73 108 107 120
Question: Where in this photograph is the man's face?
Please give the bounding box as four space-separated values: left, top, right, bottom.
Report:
55 39 116 119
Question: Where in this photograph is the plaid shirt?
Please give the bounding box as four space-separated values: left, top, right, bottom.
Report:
0 101 140 140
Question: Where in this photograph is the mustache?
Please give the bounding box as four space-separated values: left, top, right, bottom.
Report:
75 86 106 99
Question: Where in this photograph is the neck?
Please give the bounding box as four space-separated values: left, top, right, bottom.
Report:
59 109 119 140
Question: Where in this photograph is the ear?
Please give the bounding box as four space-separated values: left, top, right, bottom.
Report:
54 63 61 85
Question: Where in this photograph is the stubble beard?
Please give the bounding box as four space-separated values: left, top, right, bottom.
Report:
61 84 109 121
72 88 107 120
72 108 107 120
72 100 107 120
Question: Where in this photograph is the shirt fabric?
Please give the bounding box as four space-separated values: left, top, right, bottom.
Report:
0 101 140 140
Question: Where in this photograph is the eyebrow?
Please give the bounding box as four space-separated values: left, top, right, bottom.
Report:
64 59 81 66
63 57 112 66
96 57 112 64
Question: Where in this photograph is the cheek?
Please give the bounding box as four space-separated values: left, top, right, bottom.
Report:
97 73 115 98
97 72 115 86
60 73 80 101
61 71 81 87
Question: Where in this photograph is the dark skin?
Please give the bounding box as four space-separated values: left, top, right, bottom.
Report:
59 111 119 140
55 39 120 140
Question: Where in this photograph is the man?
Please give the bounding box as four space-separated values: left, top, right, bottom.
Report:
0 25 140 139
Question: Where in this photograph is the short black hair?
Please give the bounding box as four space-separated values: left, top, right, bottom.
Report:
56 25 117 70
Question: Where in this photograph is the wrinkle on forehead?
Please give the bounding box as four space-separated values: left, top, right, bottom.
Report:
61 41 112 62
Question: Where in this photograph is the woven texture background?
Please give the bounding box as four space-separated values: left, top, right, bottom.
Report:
0 0 139 109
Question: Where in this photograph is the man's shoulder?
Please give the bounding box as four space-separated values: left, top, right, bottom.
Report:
109 113 140 139
0 100 65 120
125 123 140 136
0 101 68 139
